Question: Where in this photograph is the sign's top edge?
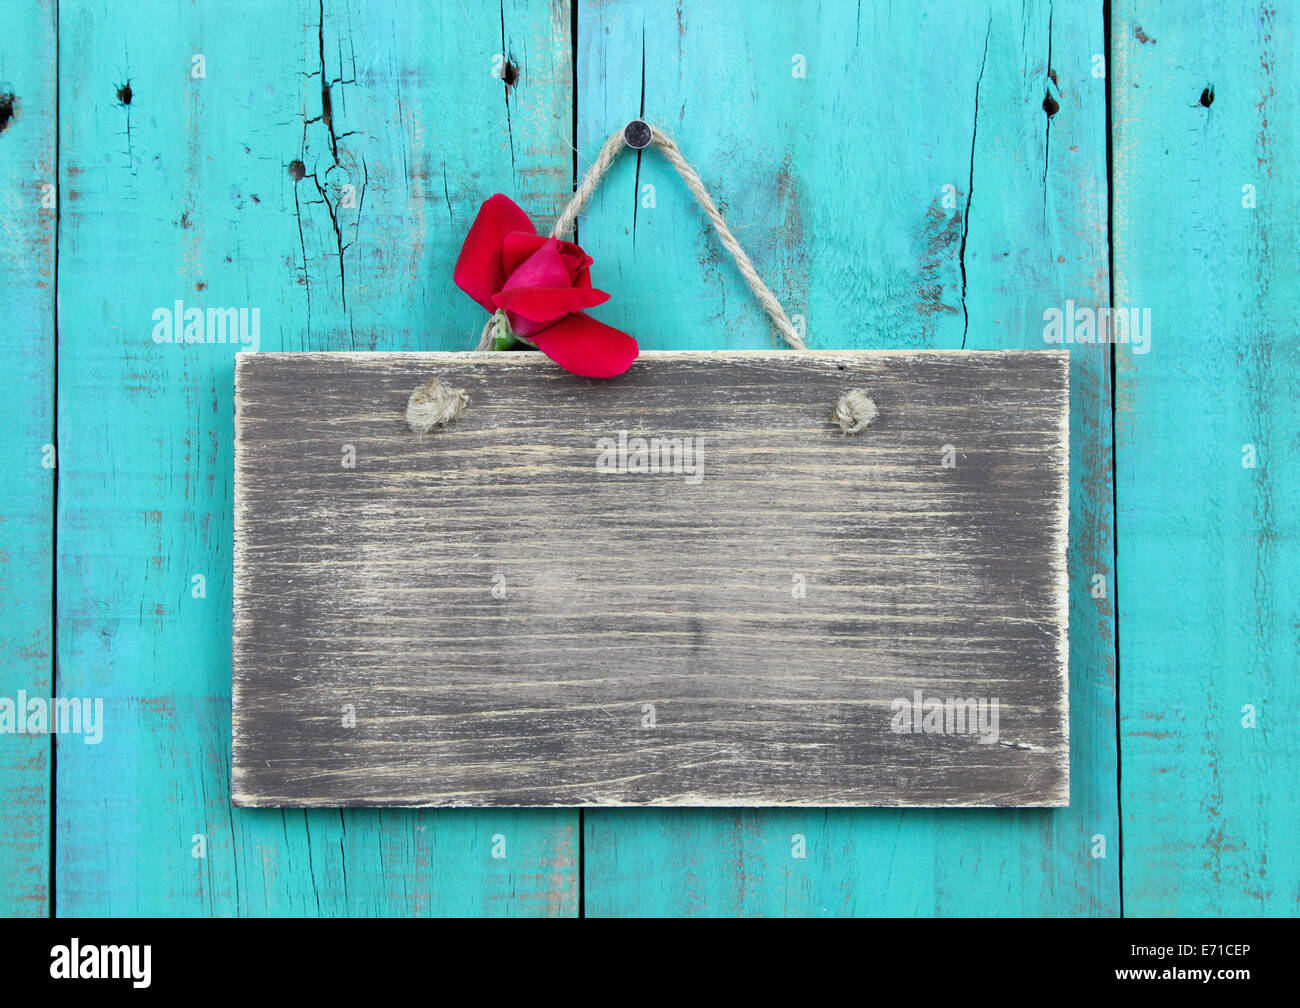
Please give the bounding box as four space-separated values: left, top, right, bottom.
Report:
236 348 1071 362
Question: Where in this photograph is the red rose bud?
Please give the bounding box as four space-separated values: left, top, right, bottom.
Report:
453 194 638 378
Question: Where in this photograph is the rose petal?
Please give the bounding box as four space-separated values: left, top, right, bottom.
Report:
493 285 611 335
570 260 594 289
503 233 595 286
502 240 575 292
453 195 535 311
529 312 639 378
555 241 595 286
501 232 549 275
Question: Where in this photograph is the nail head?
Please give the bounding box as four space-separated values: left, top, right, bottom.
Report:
624 119 652 150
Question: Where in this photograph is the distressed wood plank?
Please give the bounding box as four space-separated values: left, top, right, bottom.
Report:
1112 1 1300 915
0 0 56 917
56 0 576 915
578 0 1118 914
233 349 1069 807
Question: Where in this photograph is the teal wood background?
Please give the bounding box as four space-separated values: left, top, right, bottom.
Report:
0 0 55 917
0 0 1292 916
1112 1 1300 916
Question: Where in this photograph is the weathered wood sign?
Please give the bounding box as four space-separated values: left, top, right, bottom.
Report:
233 349 1069 807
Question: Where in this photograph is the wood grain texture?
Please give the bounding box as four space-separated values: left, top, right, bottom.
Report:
55 0 576 916
1113 1 1300 915
578 0 1119 914
0 0 55 917
233 349 1069 808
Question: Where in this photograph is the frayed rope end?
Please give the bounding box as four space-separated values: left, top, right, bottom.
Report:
406 377 469 436
831 389 878 435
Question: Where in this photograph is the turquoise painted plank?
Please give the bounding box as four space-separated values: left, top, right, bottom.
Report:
579 0 1119 915
0 0 55 918
55 0 577 915
1113 2 1300 915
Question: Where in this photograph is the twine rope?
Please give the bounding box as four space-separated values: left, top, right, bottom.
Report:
477 124 806 352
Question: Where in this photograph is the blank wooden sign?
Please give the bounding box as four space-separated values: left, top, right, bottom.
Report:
232 349 1069 807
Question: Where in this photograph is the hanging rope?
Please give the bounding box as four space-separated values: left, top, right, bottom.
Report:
478 122 806 352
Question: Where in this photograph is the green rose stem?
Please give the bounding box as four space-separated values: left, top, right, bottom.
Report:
485 309 535 352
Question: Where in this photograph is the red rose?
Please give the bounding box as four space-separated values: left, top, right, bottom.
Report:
453 194 639 378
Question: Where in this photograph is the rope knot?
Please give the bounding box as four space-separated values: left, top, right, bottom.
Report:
406 377 469 436
831 389 878 434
